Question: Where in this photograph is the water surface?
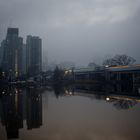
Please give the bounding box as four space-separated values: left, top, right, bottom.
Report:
0 86 140 140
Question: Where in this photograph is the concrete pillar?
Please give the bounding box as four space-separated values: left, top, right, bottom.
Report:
132 73 135 93
117 72 121 81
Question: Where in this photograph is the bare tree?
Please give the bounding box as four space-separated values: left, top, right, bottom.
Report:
88 62 98 68
103 54 136 66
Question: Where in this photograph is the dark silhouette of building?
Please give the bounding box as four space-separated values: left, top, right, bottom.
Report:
0 41 4 67
26 35 42 77
1 28 23 79
26 88 42 129
0 87 43 139
0 88 23 139
22 44 27 75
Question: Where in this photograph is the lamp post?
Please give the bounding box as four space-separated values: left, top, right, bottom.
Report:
2 72 5 77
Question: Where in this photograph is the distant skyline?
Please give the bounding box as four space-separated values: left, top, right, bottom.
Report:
0 0 140 66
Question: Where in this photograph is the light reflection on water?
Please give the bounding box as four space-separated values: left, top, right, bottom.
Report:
0 86 140 140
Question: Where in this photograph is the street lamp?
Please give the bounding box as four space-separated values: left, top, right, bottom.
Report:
2 72 5 77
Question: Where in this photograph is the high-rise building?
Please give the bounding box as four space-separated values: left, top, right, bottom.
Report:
22 44 26 75
26 35 42 77
0 41 4 67
1 28 23 78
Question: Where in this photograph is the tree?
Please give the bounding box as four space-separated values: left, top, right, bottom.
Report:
103 54 136 66
53 66 64 82
88 62 98 68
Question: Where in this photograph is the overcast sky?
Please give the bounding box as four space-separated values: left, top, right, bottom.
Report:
0 0 140 66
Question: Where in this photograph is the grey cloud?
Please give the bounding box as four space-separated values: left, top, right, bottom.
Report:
0 0 140 66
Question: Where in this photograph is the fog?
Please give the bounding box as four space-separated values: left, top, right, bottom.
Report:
0 0 140 66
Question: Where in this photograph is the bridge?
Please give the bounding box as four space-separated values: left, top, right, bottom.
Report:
64 64 140 94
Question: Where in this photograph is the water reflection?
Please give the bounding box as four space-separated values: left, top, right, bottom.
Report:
0 84 140 140
26 88 42 130
0 87 42 139
53 84 140 110
113 99 137 110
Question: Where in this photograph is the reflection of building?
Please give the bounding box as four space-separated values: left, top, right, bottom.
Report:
61 85 140 110
26 88 42 129
26 36 42 77
0 87 43 139
1 28 23 78
0 88 23 139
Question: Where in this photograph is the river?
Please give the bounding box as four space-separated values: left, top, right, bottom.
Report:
0 85 140 140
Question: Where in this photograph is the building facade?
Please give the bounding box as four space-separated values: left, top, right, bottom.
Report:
0 41 4 67
26 35 42 77
1 28 23 79
22 44 27 75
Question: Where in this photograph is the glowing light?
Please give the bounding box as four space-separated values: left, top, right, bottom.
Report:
15 71 18 77
2 72 5 76
106 97 110 101
65 90 69 94
65 71 68 74
15 89 18 94
15 92 18 112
